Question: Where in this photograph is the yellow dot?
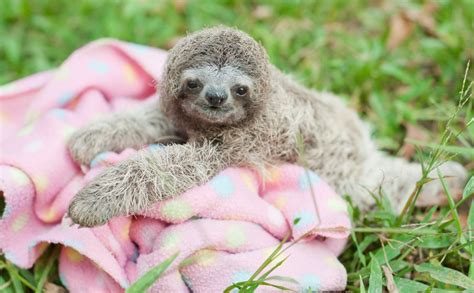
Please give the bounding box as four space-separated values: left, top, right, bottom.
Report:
56 67 69 80
193 249 217 266
65 247 84 263
241 173 257 193
9 168 30 186
161 232 180 251
32 174 49 194
123 63 138 84
274 195 288 209
0 110 9 123
40 207 57 222
161 200 192 221
121 221 131 240
12 212 29 232
227 225 247 248
24 109 40 125
17 123 36 137
265 168 281 184
328 198 347 212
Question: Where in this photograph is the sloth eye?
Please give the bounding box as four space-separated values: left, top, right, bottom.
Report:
236 86 248 96
186 80 200 89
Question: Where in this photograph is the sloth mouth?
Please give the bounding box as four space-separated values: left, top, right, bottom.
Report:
183 102 235 124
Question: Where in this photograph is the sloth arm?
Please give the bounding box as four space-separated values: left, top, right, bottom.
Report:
68 101 181 166
68 141 226 227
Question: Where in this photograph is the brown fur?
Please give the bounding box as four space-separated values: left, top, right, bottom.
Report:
68 26 467 227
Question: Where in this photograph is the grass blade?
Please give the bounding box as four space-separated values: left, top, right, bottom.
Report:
368 256 383 293
414 263 474 289
126 252 178 293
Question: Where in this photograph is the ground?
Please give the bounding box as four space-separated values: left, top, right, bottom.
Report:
0 0 473 291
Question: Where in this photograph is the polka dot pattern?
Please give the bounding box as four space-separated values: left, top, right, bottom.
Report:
226 225 246 248
298 171 320 190
161 200 193 221
12 212 29 232
293 211 317 228
32 174 49 194
210 175 235 198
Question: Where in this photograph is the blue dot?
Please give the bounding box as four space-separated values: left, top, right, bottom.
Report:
63 239 84 251
59 272 69 288
58 92 75 106
293 211 316 228
298 171 320 190
88 60 110 74
4 251 19 264
210 175 235 198
300 274 320 292
90 152 110 168
50 109 67 119
231 271 251 292
148 144 165 151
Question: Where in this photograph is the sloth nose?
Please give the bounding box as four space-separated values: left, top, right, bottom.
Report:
205 89 227 107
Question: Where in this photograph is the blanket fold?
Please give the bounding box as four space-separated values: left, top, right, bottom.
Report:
0 39 350 292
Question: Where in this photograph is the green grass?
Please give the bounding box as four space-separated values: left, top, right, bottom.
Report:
1 0 473 291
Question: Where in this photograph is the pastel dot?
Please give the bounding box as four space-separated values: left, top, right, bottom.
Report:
265 168 281 184
22 140 43 153
24 109 40 125
63 125 77 139
226 225 247 248
63 239 84 251
298 171 320 190
232 271 251 285
90 152 110 168
191 249 217 267
267 207 285 227
121 221 131 240
162 233 180 251
293 211 317 228
50 109 67 119
300 274 320 291
0 110 10 123
324 256 342 269
88 60 110 74
274 195 288 209
210 175 235 198
161 200 193 221
328 197 348 213
241 173 257 193
40 207 58 222
56 67 69 80
32 174 49 193
9 168 30 186
123 63 138 84
12 212 29 232
65 247 84 263
17 123 36 137
58 92 75 106
148 144 164 151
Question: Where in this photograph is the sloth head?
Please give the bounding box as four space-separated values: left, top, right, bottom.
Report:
160 26 271 131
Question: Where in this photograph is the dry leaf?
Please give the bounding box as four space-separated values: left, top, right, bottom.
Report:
164 36 183 50
387 11 414 50
252 5 273 20
400 123 429 159
173 0 187 13
382 265 399 293
44 282 67 293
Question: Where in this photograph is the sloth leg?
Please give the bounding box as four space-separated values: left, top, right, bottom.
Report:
68 142 224 227
345 154 468 213
68 102 182 166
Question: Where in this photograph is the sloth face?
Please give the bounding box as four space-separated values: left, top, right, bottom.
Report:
177 65 255 125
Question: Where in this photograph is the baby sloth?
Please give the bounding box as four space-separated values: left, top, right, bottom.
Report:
68 26 467 227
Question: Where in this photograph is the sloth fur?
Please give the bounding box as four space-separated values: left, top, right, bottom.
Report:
68 26 467 227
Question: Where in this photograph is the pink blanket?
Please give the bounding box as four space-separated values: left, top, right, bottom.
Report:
0 40 351 292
